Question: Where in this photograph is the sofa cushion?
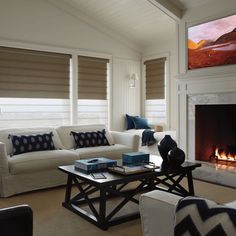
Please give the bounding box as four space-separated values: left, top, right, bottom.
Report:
8 150 79 175
71 129 110 149
56 124 113 149
9 132 55 156
0 128 64 155
70 144 133 160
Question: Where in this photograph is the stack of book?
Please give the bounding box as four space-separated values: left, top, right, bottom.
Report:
75 157 117 174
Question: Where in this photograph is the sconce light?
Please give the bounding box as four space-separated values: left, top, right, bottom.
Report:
129 73 138 88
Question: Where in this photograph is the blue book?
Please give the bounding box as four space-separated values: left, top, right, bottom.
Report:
122 152 149 166
75 157 117 174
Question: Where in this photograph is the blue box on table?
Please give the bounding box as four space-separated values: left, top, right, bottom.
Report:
122 152 150 166
74 157 117 174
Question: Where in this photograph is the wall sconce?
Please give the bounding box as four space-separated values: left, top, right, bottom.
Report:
129 73 138 88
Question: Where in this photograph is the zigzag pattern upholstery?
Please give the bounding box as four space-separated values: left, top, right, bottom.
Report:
174 197 236 236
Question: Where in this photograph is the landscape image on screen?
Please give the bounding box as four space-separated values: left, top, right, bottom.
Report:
188 14 236 70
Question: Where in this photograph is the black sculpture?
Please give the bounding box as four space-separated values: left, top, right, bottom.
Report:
157 135 177 162
167 147 185 167
158 135 185 168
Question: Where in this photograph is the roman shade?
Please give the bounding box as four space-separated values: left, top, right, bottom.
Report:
144 57 166 99
0 46 71 99
78 56 109 100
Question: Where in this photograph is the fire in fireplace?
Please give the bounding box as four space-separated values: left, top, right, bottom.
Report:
195 104 236 166
210 145 236 164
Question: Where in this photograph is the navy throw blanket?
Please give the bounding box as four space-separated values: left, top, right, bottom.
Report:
141 129 156 146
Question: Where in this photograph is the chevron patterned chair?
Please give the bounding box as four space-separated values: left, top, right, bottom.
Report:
139 190 236 236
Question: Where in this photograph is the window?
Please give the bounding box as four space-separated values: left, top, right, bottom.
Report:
144 57 167 124
77 56 109 125
0 46 71 128
0 46 111 128
0 98 70 128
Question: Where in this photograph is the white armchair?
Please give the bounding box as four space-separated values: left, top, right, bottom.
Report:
139 190 182 236
139 190 236 236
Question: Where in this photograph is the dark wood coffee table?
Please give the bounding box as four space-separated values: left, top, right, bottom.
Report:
58 156 201 230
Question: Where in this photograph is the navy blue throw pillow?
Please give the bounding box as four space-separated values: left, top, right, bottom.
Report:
132 117 151 129
126 114 138 130
9 132 55 156
71 129 110 149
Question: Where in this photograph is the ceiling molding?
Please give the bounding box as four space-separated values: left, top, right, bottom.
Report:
46 0 142 53
147 0 182 21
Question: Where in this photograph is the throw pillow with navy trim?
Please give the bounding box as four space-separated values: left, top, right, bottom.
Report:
126 114 138 130
9 132 55 156
71 129 110 149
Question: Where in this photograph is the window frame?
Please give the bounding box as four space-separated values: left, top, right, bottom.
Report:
71 52 111 128
0 41 112 129
142 52 170 128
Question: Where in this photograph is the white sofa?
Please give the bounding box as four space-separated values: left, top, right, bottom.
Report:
139 190 236 236
125 129 176 155
0 124 139 197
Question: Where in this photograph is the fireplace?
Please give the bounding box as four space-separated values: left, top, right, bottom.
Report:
195 104 236 165
178 79 236 187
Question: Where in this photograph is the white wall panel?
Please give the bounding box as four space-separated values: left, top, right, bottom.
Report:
112 58 141 131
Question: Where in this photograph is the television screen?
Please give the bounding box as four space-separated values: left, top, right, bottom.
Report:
188 14 236 70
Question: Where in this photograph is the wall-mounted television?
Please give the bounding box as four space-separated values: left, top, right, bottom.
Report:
188 14 236 70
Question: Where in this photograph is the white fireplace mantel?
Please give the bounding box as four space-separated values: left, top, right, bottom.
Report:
176 71 236 161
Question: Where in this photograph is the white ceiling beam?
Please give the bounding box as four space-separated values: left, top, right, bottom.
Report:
147 0 182 21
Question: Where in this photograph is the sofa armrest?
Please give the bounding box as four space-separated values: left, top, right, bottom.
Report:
0 142 9 176
139 190 183 236
109 131 140 151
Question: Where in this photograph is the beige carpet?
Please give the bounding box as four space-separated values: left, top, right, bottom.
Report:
0 179 235 236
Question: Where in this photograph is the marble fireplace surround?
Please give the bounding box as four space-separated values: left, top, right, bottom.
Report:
177 73 236 188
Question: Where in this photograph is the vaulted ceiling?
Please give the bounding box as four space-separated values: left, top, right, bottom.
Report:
169 0 213 10
47 0 212 51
